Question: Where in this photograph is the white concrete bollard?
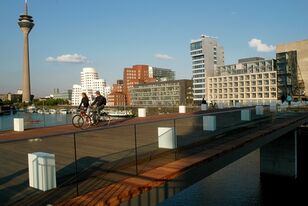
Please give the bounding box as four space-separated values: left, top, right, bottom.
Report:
217 103 224 109
158 127 177 149
203 116 216 131
138 108 146 117
201 104 208 111
179 105 186 113
280 103 288 111
270 103 277 112
256 105 264 115
241 109 251 121
28 152 57 191
14 118 24 132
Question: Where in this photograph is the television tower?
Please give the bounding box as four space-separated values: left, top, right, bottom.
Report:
18 0 34 103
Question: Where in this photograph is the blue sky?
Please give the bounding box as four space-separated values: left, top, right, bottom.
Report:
1 0 308 97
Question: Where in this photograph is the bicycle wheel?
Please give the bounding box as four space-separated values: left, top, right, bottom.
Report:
81 114 91 129
101 112 111 125
72 115 84 128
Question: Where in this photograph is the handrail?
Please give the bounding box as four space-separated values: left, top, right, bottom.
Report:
0 106 269 143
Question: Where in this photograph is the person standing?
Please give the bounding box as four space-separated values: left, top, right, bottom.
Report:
286 94 292 106
281 94 286 104
201 98 207 105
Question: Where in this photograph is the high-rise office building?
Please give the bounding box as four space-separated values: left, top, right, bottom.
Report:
190 35 224 103
72 67 107 106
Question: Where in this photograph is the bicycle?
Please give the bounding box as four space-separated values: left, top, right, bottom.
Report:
209 102 217 109
89 109 111 126
72 108 92 129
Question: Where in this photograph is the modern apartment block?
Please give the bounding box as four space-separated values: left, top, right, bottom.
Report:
276 51 300 97
52 89 72 100
276 39 308 97
123 65 175 106
130 80 193 107
72 67 107 106
107 80 126 106
208 59 277 105
190 35 224 103
0 92 23 103
149 66 175 81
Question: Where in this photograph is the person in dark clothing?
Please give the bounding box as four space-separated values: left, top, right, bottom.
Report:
91 91 107 122
201 98 207 104
78 92 90 113
281 94 286 104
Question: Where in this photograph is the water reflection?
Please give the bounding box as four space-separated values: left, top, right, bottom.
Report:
0 112 72 131
159 149 305 206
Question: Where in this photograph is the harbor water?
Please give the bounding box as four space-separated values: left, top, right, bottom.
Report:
159 150 306 206
0 112 73 131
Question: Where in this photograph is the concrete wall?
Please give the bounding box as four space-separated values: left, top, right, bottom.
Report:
260 130 297 178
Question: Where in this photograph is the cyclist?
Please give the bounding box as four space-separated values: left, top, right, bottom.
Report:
78 92 90 114
91 91 107 123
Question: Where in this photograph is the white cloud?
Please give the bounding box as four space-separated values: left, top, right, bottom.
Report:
46 53 89 64
248 38 275 52
155 53 174 60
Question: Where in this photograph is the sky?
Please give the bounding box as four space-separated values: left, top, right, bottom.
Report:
0 0 308 97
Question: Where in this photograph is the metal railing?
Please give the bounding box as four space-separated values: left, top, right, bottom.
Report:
0 106 275 205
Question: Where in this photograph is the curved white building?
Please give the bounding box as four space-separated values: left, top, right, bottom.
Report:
72 67 108 106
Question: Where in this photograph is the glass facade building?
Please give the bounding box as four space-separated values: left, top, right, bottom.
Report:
130 80 193 106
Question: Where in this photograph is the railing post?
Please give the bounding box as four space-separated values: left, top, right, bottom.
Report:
73 133 79 195
134 124 138 175
174 119 177 160
43 112 46 127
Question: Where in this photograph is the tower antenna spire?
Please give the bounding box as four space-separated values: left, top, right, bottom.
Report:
24 0 28 15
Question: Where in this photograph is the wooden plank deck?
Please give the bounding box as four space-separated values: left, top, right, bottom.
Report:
54 112 308 206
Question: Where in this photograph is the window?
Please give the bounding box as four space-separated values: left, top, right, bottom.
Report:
192 55 204 60
193 60 205 64
193 74 205 78
193 65 204 69
191 41 202 50
193 69 205 74
191 50 203 55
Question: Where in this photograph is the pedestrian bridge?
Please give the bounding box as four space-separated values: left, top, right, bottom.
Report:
0 106 307 206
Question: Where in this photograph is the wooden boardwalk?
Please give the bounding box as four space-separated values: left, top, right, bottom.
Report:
1 109 307 206
1 110 216 206
56 111 308 206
